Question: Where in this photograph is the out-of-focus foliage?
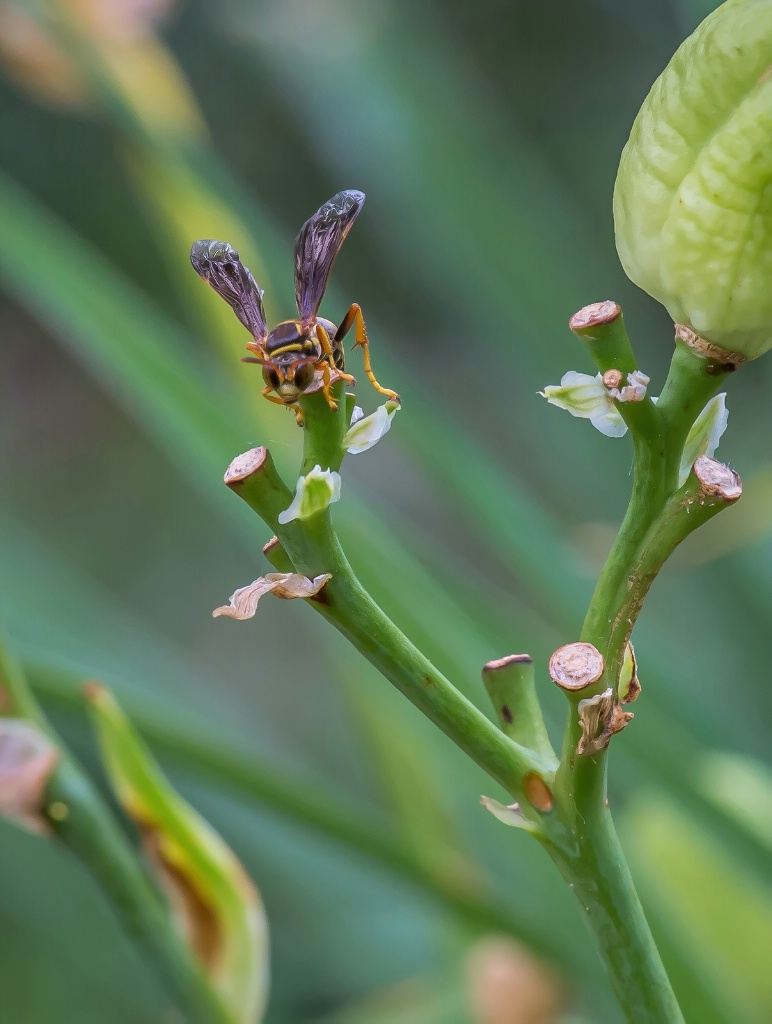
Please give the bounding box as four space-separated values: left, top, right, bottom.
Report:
0 1 769 1022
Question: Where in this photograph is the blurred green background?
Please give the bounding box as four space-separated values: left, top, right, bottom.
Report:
0 0 771 1021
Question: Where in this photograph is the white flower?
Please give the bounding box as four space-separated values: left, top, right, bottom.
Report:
277 465 342 524
213 572 332 620
540 371 627 438
342 400 401 454
679 394 728 487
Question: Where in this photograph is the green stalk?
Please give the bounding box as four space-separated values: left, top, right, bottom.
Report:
656 340 729 492
547 322 739 1022
234 423 683 1019
221 319 740 1024
227 451 545 807
550 803 684 1023
0 642 229 1024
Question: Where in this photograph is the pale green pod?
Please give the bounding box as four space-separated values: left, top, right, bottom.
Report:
614 0 772 360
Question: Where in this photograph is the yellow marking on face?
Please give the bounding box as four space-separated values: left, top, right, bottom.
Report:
269 343 306 357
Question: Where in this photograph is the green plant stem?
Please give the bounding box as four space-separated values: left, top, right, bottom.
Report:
232 465 545 803
551 803 685 1023
239 440 682 1020
0 642 229 1024
223 331 737 1024
656 340 728 491
550 319 739 1023
481 655 558 766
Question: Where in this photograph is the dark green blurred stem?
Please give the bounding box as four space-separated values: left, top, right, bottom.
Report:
31 664 582 976
0 643 229 1024
45 763 230 1024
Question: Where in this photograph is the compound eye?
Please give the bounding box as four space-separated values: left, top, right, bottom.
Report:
294 363 316 392
262 366 281 390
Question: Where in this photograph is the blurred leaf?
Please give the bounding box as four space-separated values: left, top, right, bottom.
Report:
695 751 772 852
339 665 484 896
86 682 269 1024
623 795 772 1024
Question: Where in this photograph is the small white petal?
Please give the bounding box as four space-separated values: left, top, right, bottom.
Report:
679 394 728 487
589 406 628 437
541 371 629 437
480 796 535 831
608 370 650 403
342 400 400 454
350 405 364 425
277 465 342 524
213 572 332 620
541 371 607 415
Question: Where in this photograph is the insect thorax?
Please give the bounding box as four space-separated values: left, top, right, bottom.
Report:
266 320 317 357
265 317 344 370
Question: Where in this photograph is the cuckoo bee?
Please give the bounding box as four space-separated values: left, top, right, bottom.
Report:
190 190 397 420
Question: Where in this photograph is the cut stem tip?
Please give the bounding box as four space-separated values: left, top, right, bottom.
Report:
549 642 604 693
570 301 621 333
482 654 533 674
692 456 742 502
224 447 269 487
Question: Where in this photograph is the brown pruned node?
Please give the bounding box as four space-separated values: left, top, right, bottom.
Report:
549 642 604 694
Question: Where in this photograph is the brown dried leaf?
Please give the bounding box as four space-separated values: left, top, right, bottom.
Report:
577 689 633 756
213 573 331 620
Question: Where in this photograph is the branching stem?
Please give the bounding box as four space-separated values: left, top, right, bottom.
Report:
224 330 737 1024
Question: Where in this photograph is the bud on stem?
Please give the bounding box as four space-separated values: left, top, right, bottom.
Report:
614 1 772 362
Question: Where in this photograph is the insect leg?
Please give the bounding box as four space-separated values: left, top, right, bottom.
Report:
314 323 353 381
262 386 304 424
335 304 399 402
261 385 286 405
319 359 339 412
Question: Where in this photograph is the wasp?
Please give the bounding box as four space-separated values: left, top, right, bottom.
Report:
190 190 397 421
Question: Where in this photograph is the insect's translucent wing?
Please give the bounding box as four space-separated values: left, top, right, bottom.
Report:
190 240 268 343
294 190 365 325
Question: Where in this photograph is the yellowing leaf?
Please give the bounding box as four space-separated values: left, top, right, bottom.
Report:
85 683 268 1024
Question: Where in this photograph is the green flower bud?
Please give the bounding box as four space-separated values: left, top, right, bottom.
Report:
614 1 772 361
277 465 341 524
